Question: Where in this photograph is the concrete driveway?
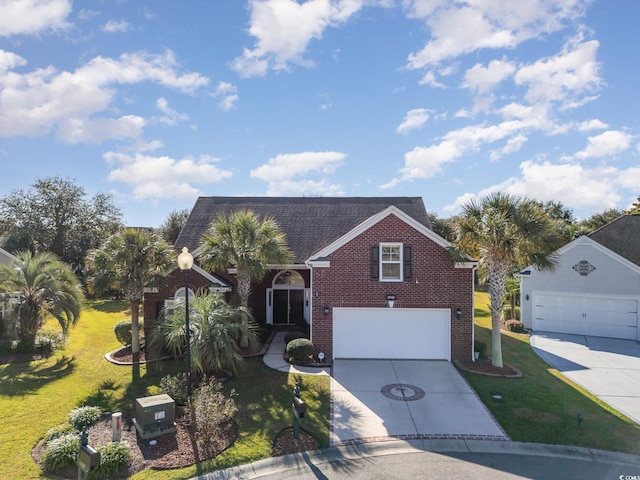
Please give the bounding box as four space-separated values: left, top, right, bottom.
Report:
530 332 640 425
330 360 508 445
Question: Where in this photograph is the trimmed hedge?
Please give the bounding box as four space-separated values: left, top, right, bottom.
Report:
286 338 314 361
114 319 143 346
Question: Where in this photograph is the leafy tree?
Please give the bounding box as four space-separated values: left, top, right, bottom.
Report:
158 209 190 245
427 212 457 242
0 176 122 273
579 208 623 233
627 196 640 214
0 251 84 349
156 291 258 375
87 228 175 356
199 210 292 348
452 193 562 367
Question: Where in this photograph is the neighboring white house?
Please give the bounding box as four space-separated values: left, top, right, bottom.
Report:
519 215 640 341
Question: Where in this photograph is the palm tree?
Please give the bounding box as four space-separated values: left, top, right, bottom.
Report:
87 228 175 356
156 291 258 375
198 210 292 345
453 193 562 367
0 251 84 349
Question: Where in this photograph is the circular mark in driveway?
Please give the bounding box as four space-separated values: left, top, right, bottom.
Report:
381 383 425 401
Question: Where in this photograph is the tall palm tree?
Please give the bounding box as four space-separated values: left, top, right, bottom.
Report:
199 209 292 304
453 193 562 367
199 210 292 348
87 228 175 356
156 291 258 375
0 251 84 349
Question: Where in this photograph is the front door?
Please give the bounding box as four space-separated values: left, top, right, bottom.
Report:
273 289 304 324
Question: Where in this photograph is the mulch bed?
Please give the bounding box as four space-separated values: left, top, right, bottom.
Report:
32 409 239 479
272 428 320 457
455 358 522 377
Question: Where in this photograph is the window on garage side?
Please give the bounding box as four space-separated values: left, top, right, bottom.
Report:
371 243 412 282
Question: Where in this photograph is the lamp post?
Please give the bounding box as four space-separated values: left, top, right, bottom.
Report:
177 247 194 399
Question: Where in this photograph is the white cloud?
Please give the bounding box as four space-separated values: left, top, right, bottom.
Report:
211 82 239 111
232 0 364 77
446 159 640 214
574 130 633 159
104 152 233 200
406 0 587 69
462 59 515 94
418 70 446 88
0 49 208 142
385 119 528 187
102 19 131 33
0 0 71 36
577 119 608 132
155 97 189 125
397 108 430 134
250 151 346 195
514 33 602 108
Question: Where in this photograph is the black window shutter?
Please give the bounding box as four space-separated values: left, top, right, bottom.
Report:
371 245 379 279
403 245 412 279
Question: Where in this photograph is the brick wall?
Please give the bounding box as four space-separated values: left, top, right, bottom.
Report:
310 214 474 361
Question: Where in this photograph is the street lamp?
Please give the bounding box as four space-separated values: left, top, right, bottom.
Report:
177 247 194 399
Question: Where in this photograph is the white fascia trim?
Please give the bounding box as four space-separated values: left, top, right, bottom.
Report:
455 262 478 269
305 260 331 268
522 235 640 276
0 247 19 265
308 205 455 261
192 264 230 289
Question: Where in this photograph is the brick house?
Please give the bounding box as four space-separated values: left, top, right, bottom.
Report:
143 197 477 362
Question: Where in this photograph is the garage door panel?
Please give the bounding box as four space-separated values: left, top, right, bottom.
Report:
333 308 450 360
533 292 639 341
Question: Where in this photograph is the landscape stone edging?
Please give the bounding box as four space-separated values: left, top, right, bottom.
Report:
453 359 523 378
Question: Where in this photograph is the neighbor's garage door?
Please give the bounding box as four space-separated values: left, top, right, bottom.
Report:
533 292 639 340
333 308 450 360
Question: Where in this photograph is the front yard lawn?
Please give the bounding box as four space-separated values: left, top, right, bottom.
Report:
462 292 640 455
0 300 329 480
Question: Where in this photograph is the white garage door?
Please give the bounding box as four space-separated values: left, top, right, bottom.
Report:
533 292 639 340
333 308 450 360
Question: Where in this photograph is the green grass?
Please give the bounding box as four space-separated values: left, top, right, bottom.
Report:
3 294 639 479
0 301 329 479
465 292 640 455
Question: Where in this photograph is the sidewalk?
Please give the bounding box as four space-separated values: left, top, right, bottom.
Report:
262 331 330 376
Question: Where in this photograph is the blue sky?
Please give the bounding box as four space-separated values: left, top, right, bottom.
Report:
1 0 639 227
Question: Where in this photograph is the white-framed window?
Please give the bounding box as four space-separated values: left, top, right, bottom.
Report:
371 243 411 282
380 243 402 281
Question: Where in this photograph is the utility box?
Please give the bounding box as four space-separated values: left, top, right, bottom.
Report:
132 394 176 439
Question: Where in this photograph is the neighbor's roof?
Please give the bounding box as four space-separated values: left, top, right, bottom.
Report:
175 197 432 264
589 214 640 266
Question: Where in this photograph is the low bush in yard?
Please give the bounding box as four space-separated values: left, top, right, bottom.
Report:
286 338 314 361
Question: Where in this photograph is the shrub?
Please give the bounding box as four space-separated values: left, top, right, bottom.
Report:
474 339 487 359
256 325 272 343
45 422 75 443
93 441 132 480
505 319 527 333
286 338 314 361
68 406 102 430
189 377 237 442
42 432 79 471
114 320 137 346
284 330 307 345
160 373 189 406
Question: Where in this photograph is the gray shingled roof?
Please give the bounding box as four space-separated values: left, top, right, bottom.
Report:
175 197 432 263
589 214 640 266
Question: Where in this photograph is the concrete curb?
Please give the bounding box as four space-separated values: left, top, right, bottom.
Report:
197 439 640 479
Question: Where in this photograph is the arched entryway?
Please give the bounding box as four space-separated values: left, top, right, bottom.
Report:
266 270 309 325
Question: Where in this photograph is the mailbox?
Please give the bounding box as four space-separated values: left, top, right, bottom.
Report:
79 444 101 472
292 396 307 418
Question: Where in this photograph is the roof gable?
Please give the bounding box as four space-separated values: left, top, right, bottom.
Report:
0 248 18 267
309 205 451 261
521 234 640 275
177 197 433 263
